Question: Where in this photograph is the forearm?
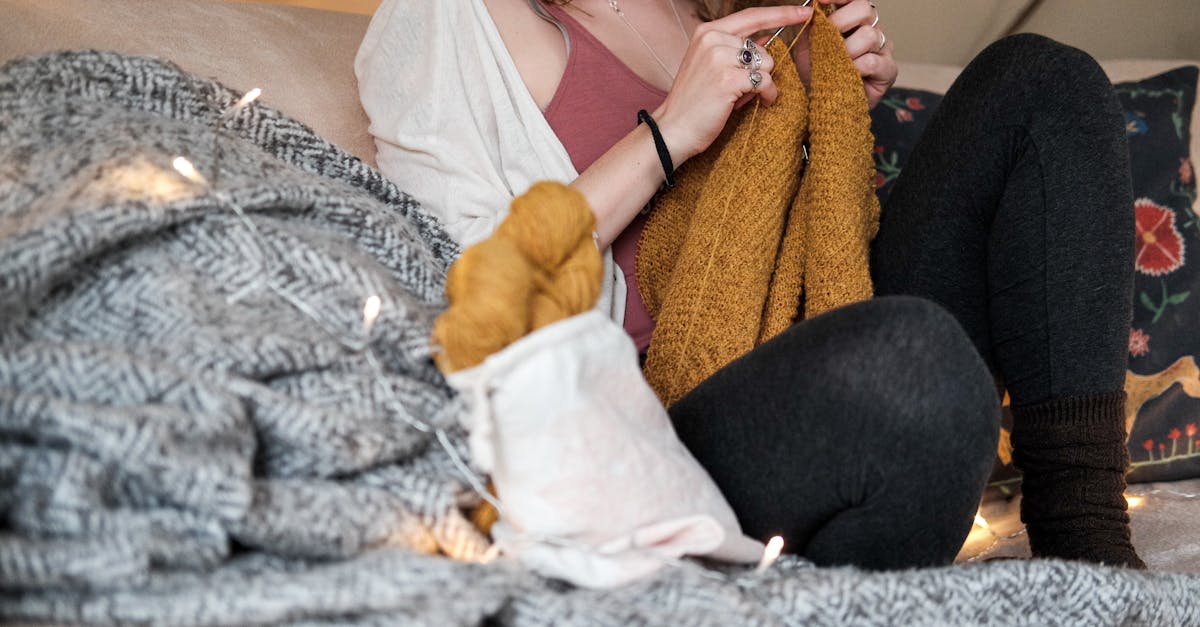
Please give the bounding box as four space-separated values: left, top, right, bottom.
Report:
570 107 688 250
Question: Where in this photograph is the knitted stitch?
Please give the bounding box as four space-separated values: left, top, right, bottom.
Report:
638 7 880 406
2 50 1198 626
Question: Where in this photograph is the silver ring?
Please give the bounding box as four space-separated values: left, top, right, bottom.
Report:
738 46 756 69
870 9 880 28
749 70 763 91
753 50 763 70
877 30 886 52
743 38 757 51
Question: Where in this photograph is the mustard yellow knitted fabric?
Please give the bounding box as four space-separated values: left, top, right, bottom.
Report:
637 7 881 407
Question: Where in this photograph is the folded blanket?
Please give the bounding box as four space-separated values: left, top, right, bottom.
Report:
0 51 1197 626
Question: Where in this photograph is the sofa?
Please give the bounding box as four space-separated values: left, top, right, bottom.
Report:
1 0 1198 623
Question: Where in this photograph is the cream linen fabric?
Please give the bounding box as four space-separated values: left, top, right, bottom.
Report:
447 311 764 588
354 0 626 323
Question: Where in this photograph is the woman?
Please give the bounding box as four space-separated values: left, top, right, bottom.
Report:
357 0 1143 569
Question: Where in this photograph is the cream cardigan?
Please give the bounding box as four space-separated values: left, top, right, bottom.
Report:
355 0 626 323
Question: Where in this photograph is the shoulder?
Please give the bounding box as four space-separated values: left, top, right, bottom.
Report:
482 0 568 110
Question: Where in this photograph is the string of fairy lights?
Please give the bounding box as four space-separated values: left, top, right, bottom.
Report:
169 85 1197 590
170 87 801 591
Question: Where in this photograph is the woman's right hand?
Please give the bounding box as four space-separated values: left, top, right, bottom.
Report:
654 4 813 164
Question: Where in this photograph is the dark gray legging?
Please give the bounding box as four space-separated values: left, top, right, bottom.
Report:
668 34 1133 569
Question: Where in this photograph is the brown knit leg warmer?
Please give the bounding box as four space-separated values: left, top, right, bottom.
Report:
1010 391 1146 569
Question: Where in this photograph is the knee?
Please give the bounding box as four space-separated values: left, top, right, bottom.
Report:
969 34 1116 112
819 297 1001 460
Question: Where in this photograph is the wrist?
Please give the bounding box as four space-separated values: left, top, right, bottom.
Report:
651 105 697 165
638 109 678 188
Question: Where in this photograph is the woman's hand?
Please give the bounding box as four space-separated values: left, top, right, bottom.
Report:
791 0 898 109
652 5 813 164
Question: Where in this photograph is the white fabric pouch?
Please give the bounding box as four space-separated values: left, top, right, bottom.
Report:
445 310 764 588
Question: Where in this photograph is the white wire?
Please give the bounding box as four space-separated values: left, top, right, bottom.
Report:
181 94 795 598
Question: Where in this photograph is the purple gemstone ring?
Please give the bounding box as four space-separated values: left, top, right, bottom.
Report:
738 48 755 69
738 46 763 71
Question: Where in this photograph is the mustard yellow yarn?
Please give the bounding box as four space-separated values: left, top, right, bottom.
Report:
431 181 603 373
637 6 881 407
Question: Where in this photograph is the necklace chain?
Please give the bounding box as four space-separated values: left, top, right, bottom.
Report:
607 0 690 80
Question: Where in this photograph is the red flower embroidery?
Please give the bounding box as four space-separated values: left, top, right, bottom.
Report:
1182 158 1193 185
905 97 925 111
875 145 885 154
1168 428 1183 457
873 173 885 188
1128 328 1150 357
1187 423 1198 438
1142 439 1155 451
1134 198 1185 276
895 108 913 123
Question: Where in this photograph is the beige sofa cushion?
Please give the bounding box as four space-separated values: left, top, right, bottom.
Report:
0 0 375 165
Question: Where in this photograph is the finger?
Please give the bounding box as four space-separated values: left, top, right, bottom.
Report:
756 75 780 107
852 51 883 79
706 5 812 39
709 31 776 75
760 48 776 75
696 27 746 54
743 46 776 75
855 51 897 84
827 0 876 34
844 24 887 59
733 72 779 108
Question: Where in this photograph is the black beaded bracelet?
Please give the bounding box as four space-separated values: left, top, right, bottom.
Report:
637 109 675 189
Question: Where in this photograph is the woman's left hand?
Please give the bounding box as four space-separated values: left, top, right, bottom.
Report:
791 0 898 109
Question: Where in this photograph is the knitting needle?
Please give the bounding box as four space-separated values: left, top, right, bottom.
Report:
763 26 786 48
763 1 812 49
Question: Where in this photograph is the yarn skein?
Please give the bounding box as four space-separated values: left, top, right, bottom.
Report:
431 181 603 374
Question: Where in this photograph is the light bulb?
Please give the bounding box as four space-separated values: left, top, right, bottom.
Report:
172 157 206 184
234 88 262 110
755 535 785 573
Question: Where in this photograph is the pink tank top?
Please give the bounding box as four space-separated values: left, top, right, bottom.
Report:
541 3 664 354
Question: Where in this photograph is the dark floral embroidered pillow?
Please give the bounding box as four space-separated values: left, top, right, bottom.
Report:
870 90 942 203
870 67 1200 484
1118 66 1200 482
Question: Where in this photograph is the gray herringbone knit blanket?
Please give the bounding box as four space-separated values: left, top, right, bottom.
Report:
1 51 1198 626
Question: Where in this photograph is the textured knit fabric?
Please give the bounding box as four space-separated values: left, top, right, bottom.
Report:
637 7 880 406
869 34 1142 566
540 2 663 353
355 0 629 324
669 297 1000 569
1012 393 1143 567
4 50 1199 626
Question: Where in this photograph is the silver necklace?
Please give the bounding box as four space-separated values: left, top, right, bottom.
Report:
607 0 690 80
